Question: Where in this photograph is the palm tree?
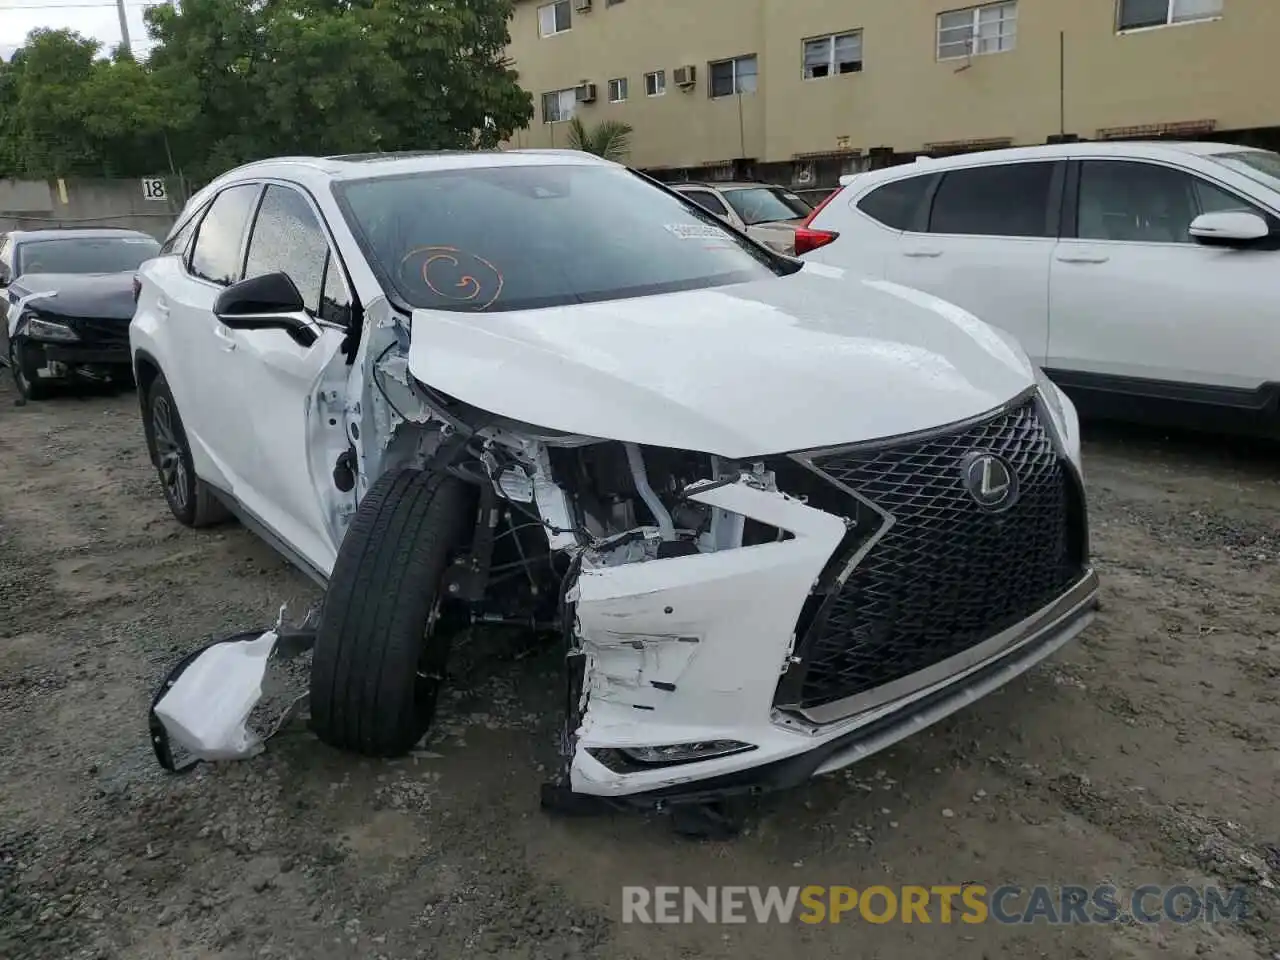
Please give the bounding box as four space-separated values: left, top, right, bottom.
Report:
565 116 633 162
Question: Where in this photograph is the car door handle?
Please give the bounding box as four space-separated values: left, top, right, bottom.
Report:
213 325 237 352
1056 254 1110 264
155 297 170 317
902 249 943 258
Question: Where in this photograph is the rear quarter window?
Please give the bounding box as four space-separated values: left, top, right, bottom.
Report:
856 176 931 230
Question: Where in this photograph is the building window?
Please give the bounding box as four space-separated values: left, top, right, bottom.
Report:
608 77 629 102
937 1 1018 60
644 70 666 96
709 55 758 98
537 0 571 37
803 30 864 78
1117 0 1222 30
541 88 576 123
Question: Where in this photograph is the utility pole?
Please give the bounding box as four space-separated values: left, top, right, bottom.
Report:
116 0 133 57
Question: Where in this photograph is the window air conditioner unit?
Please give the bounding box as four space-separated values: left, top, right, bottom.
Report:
575 83 597 103
673 65 697 87
574 0 592 11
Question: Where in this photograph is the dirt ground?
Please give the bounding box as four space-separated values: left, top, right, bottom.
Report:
1 376 1277 960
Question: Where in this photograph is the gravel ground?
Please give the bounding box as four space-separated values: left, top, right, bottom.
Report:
1 377 1277 960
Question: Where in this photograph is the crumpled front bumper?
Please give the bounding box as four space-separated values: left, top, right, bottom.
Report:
568 479 1099 803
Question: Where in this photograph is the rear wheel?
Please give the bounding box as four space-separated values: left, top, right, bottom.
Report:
144 373 231 527
310 469 475 757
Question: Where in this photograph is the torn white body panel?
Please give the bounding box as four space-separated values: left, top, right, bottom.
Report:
7 290 58 338
153 630 279 762
569 481 848 795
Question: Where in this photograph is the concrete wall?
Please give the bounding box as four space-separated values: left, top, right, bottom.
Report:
505 0 1278 171
0 176 187 240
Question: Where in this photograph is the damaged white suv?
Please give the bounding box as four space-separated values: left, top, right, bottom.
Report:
131 149 1098 811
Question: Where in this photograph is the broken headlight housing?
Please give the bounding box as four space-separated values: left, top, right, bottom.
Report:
21 314 79 342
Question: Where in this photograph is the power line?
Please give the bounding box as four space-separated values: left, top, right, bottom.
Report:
1 2 164 9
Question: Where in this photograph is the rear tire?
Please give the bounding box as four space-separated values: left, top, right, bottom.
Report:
310 469 475 757
144 372 231 528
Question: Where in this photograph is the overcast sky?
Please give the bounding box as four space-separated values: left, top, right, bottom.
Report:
1 0 161 61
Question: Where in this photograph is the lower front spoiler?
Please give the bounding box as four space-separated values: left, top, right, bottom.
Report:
38 342 131 367
600 567 1100 809
19 340 132 384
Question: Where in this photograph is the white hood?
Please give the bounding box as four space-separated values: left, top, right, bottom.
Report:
407 265 1035 458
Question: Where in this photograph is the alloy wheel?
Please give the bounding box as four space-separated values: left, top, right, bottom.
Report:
151 395 189 512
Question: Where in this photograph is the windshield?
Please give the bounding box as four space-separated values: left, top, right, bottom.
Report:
17 236 160 276
1208 150 1280 193
721 187 813 226
333 164 794 313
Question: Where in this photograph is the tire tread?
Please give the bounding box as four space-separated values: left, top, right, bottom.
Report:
310 469 473 757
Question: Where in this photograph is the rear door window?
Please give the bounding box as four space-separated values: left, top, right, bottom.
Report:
929 162 1057 238
857 176 931 230
190 184 262 286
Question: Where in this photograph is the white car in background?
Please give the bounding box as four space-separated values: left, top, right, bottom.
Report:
130 148 1097 818
798 142 1280 436
670 181 814 254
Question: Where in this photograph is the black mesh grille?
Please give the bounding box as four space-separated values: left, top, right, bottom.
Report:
67 317 129 346
778 397 1083 713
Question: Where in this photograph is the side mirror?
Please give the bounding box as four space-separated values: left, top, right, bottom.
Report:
1189 211 1270 247
213 272 316 347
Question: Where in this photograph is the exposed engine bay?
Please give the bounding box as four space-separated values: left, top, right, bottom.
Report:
322 305 835 807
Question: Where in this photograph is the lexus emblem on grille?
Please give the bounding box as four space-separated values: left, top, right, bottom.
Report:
961 451 1018 510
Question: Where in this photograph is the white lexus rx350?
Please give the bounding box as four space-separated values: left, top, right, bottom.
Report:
130 149 1099 810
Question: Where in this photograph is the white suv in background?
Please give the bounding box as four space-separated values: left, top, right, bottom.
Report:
799 142 1280 436
131 148 1097 817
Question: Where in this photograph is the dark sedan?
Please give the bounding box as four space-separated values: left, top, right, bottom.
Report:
1 228 160 400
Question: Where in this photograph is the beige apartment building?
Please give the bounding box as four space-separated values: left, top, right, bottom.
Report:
503 0 1277 188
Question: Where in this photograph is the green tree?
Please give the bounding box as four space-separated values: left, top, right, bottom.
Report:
142 0 533 180
0 56 21 177
0 0 533 182
6 30 101 177
565 116 633 162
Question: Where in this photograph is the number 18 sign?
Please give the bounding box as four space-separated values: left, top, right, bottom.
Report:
141 178 168 201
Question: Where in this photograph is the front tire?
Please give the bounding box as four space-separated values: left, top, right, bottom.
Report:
310 469 475 757
144 372 231 527
9 339 52 401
